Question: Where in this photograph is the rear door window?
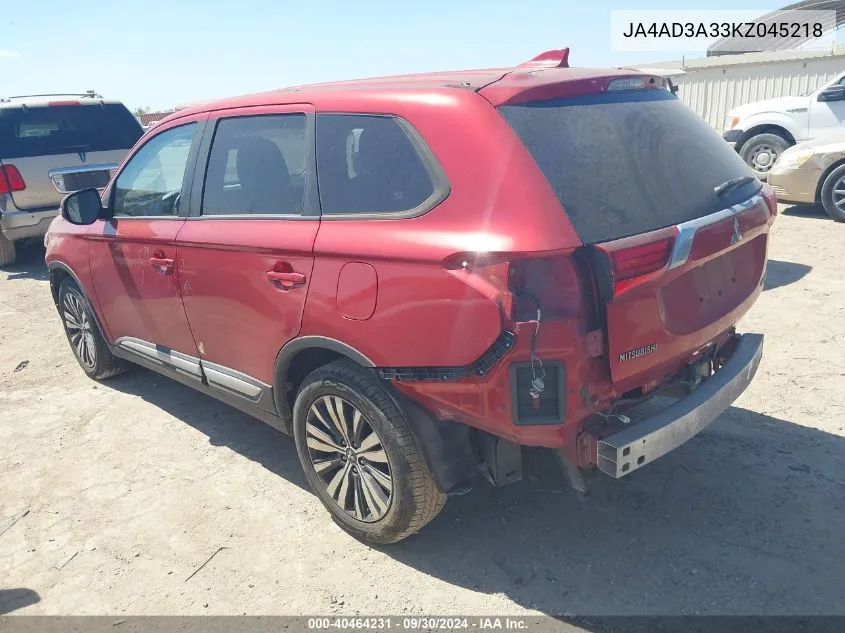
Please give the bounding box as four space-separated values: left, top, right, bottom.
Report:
316 114 441 215
0 103 143 159
201 114 307 215
499 90 759 244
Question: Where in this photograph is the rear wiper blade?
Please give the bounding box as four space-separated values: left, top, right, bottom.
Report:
714 175 756 197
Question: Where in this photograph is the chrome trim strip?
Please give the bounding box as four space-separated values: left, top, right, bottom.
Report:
48 162 119 176
201 360 267 400
48 163 118 193
597 333 764 478
667 193 764 270
115 337 202 378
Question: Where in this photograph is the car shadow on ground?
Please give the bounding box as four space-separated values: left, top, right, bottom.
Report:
0 240 49 282
381 407 845 616
0 588 40 614
764 259 812 291
107 368 309 491
781 203 831 220
102 364 845 616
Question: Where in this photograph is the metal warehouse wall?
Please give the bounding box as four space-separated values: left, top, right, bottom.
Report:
672 55 845 130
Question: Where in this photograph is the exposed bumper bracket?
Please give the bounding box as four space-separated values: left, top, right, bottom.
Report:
596 333 764 478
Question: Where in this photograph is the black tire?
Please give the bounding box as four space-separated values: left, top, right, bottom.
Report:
58 278 129 380
292 360 446 544
819 163 845 222
739 132 790 179
0 233 16 267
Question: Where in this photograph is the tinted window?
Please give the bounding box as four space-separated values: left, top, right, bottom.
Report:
113 123 196 217
0 103 142 159
202 114 306 215
499 91 758 244
316 114 435 214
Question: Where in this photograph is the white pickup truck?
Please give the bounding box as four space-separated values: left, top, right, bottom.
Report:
723 71 845 177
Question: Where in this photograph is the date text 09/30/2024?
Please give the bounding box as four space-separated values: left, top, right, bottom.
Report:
307 617 530 630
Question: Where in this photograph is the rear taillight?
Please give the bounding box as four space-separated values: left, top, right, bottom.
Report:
760 182 778 220
597 233 676 296
0 165 26 194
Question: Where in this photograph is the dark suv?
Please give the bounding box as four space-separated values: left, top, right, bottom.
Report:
0 92 142 265
45 49 775 543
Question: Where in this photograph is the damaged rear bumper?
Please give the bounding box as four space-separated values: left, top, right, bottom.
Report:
596 333 764 478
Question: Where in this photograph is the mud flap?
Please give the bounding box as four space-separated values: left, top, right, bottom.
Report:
477 433 523 487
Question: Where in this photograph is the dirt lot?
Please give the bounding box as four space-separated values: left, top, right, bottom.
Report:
1 205 844 617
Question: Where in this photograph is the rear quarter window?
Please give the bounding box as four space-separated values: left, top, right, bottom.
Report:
0 103 143 159
499 90 759 243
315 114 446 216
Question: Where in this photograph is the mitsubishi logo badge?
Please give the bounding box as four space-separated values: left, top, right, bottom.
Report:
731 218 742 245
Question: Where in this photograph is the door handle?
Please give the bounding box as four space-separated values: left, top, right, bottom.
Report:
265 270 306 288
150 257 175 275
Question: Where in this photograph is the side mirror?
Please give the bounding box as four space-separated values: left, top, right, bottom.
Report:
817 85 845 102
61 188 103 225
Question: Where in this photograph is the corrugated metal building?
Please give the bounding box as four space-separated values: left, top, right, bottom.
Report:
633 47 845 131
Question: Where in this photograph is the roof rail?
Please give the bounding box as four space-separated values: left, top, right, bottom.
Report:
0 90 103 103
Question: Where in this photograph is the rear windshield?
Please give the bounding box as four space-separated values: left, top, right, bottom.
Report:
0 103 143 159
498 90 759 244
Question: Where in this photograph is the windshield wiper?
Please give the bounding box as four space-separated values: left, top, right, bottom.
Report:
714 175 756 197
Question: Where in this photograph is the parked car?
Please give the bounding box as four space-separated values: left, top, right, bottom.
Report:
769 134 845 221
723 71 845 178
45 49 775 544
0 92 143 265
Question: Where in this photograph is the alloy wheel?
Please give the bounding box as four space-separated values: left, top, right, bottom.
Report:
832 176 845 211
62 292 96 370
305 395 393 522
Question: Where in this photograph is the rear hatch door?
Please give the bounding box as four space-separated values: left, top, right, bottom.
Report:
0 101 142 210
497 83 773 389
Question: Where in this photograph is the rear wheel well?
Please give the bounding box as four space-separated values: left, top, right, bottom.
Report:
737 125 795 150
49 268 70 307
279 347 347 420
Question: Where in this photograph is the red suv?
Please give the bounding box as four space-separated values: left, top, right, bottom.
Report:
45 50 774 544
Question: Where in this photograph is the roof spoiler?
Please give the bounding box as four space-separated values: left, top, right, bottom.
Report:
518 48 570 69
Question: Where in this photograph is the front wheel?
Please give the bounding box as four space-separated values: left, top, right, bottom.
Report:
58 279 129 380
739 132 790 178
292 360 446 544
819 163 845 222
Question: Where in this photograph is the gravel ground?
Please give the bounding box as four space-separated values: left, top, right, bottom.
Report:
1 204 843 618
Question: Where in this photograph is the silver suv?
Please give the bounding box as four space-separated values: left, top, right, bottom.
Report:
0 92 142 265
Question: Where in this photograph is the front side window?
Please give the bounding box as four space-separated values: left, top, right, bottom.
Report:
202 114 307 216
316 114 436 215
112 123 197 218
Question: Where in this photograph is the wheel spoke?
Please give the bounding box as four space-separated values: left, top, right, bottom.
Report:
326 462 350 500
313 457 340 474
359 447 388 463
307 435 343 455
362 464 392 491
360 469 389 515
337 465 353 510
351 409 363 445
63 311 82 329
353 476 365 519
306 422 344 453
358 430 381 452
323 396 350 444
